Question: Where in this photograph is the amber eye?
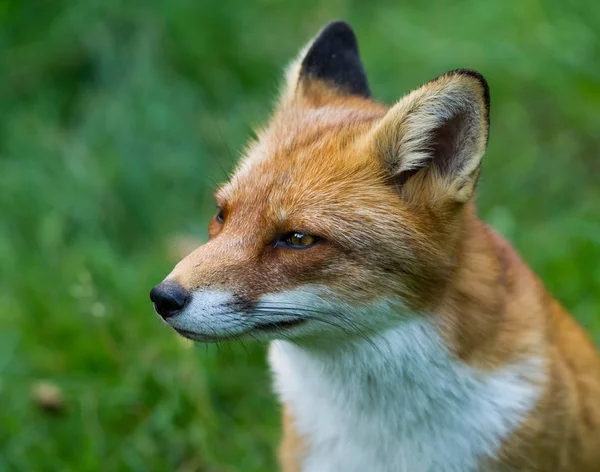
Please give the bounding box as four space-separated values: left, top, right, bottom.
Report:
278 232 319 249
215 208 224 223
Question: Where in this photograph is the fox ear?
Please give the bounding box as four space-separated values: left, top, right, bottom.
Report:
282 21 371 102
370 70 490 203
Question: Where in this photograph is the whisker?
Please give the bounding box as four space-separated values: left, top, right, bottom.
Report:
198 310 392 364
213 120 236 164
246 311 385 355
259 308 392 360
199 130 229 181
236 339 249 355
249 304 389 346
217 310 355 337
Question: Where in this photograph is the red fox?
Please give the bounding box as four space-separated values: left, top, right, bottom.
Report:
150 21 600 472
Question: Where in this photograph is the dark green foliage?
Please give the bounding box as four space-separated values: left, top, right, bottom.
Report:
0 1 598 470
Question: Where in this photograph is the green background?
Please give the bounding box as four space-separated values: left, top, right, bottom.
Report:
1 1 599 470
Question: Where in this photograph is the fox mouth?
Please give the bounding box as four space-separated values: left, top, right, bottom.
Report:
253 318 307 331
173 328 228 342
172 317 307 342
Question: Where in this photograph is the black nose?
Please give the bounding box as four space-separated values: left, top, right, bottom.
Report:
150 281 189 319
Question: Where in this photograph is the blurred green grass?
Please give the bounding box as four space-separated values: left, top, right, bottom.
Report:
0 0 599 470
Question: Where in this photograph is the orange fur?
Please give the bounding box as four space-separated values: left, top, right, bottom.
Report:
279 406 305 472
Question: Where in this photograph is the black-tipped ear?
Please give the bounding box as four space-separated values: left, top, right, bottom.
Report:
299 21 371 98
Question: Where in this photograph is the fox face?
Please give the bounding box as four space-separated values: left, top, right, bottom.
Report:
150 21 490 344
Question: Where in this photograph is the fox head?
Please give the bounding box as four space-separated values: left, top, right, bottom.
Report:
150 21 490 344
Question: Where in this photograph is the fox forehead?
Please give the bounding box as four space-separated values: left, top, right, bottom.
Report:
216 102 394 233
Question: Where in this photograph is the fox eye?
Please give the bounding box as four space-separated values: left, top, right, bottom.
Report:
277 232 319 249
215 208 225 223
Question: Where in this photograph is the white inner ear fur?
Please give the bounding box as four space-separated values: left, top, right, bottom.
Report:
370 73 489 202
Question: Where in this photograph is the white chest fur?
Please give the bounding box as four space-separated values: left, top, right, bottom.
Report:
269 318 543 472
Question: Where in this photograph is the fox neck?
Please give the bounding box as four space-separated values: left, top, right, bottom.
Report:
441 203 538 368
269 314 543 471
